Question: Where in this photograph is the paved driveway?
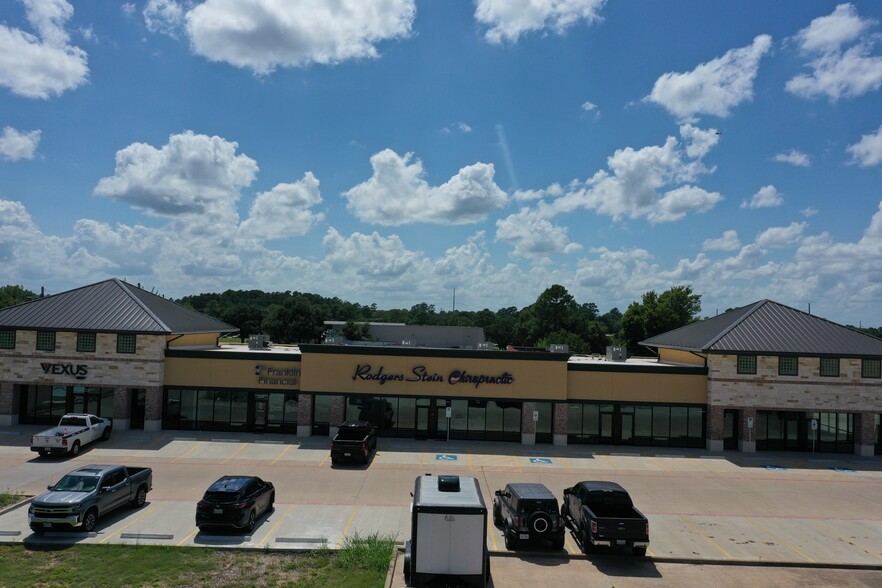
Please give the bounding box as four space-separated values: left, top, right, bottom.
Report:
1 426 882 568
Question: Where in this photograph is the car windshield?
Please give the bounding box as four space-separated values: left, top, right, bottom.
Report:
52 475 99 492
59 417 88 427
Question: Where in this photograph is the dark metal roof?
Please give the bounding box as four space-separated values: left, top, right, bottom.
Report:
0 279 236 334
641 300 882 357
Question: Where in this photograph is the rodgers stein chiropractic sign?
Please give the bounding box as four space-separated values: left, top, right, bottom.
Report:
352 364 514 388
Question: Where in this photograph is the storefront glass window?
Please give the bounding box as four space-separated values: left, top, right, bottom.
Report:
450 399 468 440
179 389 197 429
312 395 330 435
670 407 688 443
652 406 670 443
230 391 248 429
397 397 415 435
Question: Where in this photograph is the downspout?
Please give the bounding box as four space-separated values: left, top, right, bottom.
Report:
166 334 184 349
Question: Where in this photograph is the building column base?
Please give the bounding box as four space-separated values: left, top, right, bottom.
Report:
113 418 131 431
553 434 567 446
855 443 875 457
521 432 536 446
0 414 18 426
706 439 723 452
739 440 756 453
297 427 311 438
144 419 162 432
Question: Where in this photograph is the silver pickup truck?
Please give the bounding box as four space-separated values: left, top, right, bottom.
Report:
30 413 112 457
28 464 152 534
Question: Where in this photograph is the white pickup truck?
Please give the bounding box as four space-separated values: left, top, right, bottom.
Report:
31 414 113 457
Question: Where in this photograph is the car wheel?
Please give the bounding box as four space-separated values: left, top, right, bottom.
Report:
81 509 98 532
581 525 594 554
504 529 518 550
403 540 412 585
552 534 565 551
131 485 147 508
492 500 502 527
101 427 112 441
38 449 49 457
30 525 45 535
331 457 338 465
70 441 81 456
485 552 491 580
245 510 256 533
268 492 275 513
633 546 647 557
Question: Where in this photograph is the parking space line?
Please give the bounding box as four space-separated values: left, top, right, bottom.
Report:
258 504 296 547
678 515 734 560
222 443 248 464
270 445 292 465
98 504 162 544
747 518 815 563
487 519 498 552
170 441 204 463
810 520 882 563
337 506 360 547
176 527 199 546
564 529 579 554
419 449 426 468
319 452 330 467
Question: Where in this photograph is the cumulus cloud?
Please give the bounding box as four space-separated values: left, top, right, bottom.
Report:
756 222 807 248
647 34 772 121
650 185 722 223
0 127 41 161
802 207 819 217
786 4 882 101
441 122 472 135
169 0 416 74
773 148 811 167
239 172 325 240
513 183 564 202
0 0 89 98
475 0 606 45
322 227 419 278
495 208 581 258
679 124 720 158
847 124 882 167
703 230 741 251
582 100 597 111
343 149 507 226
93 130 258 230
742 185 783 209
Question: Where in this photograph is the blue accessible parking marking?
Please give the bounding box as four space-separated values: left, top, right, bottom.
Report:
764 465 787 470
529 458 552 464
435 454 458 461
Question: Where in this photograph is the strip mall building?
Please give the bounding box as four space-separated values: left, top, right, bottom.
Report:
1 280 880 456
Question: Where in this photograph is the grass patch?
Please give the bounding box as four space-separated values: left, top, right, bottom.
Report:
0 535 397 588
0 490 24 508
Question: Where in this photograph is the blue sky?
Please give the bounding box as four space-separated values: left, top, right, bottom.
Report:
2 1 882 326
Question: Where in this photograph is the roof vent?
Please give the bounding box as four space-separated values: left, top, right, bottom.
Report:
438 475 460 492
606 346 627 361
248 334 271 350
477 342 494 350
549 343 569 353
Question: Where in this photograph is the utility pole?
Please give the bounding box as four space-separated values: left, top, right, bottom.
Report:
452 288 456 312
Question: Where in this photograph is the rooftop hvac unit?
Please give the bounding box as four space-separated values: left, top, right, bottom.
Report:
323 335 344 345
477 342 494 351
606 346 627 361
248 334 271 350
549 343 569 353
399 339 415 347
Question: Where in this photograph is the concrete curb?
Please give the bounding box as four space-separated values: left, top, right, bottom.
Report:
0 496 33 517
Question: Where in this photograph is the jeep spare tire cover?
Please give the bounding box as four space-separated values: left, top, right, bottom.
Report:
528 512 552 534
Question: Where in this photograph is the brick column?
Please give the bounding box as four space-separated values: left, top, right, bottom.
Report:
113 387 132 431
854 411 876 457
297 393 313 438
739 407 756 453
706 405 724 451
552 402 568 446
144 386 163 432
0 382 19 426
521 401 536 446
328 395 346 438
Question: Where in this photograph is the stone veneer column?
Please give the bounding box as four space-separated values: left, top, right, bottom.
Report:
144 386 163 432
297 394 313 438
706 405 724 452
739 407 756 453
113 387 132 431
854 411 876 457
0 382 19 426
552 402 568 446
521 401 536 446
328 395 346 439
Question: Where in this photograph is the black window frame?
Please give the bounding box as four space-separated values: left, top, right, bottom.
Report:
117 334 136 354
736 355 757 375
819 357 839 377
862 359 881 379
778 356 798 376
76 332 96 353
0 329 15 349
35 331 56 351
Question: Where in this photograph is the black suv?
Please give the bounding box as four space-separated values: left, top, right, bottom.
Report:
493 483 565 550
196 476 274 533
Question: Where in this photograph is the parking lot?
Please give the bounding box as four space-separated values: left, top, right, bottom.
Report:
2 425 882 569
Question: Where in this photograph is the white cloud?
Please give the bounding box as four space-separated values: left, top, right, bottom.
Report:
180 0 416 74
322 227 419 278
773 148 811 167
239 172 325 240
93 130 258 230
495 208 581 258
742 185 783 209
0 127 41 161
475 0 606 45
647 35 772 121
847 124 882 167
703 230 741 251
513 183 563 202
801 207 819 217
756 222 807 248
441 122 472 135
679 124 720 159
649 185 723 224
581 100 597 111
0 0 89 99
343 149 507 226
144 0 187 37
122 3 136 17
786 4 882 101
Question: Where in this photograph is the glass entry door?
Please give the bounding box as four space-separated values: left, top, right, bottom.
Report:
253 395 268 432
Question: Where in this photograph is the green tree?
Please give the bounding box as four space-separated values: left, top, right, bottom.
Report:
537 329 589 354
261 299 325 344
223 304 265 343
620 286 702 353
0 285 38 309
341 320 372 341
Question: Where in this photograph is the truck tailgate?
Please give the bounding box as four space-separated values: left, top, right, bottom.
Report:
594 515 648 540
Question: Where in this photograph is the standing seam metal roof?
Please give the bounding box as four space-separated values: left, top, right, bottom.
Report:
640 300 882 357
0 279 235 334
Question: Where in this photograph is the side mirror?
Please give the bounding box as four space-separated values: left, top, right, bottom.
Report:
563 488 571 496
100 486 111 493
47 485 53 490
494 490 502 497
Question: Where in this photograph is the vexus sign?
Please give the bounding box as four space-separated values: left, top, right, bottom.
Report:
40 363 88 380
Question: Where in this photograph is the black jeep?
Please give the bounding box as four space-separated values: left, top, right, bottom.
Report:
493 482 565 550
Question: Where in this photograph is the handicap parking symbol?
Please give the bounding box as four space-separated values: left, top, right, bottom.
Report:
830 466 855 473
529 458 552 464
435 454 458 461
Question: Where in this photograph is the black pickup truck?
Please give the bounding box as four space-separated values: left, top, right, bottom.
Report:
330 420 377 464
561 481 649 556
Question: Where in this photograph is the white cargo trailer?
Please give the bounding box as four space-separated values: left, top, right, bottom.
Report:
404 474 490 588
